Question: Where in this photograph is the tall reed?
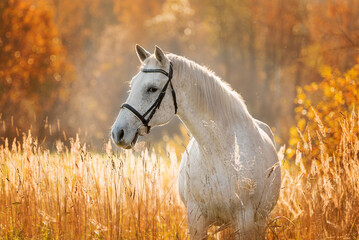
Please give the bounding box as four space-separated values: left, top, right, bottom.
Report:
0 134 187 239
268 110 359 239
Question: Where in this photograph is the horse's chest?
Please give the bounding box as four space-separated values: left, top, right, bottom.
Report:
180 141 246 220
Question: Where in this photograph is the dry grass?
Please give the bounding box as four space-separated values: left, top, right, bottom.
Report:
0 134 187 239
268 111 359 239
1 112 359 239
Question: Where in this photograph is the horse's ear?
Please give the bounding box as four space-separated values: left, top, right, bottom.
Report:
136 44 151 63
154 46 169 66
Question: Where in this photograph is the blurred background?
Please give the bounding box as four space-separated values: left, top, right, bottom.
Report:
1 0 358 150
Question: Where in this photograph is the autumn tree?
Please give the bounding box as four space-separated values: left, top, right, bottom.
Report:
51 0 117 62
306 0 359 71
288 61 359 161
0 0 73 140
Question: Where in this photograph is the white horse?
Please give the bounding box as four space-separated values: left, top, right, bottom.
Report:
111 45 281 240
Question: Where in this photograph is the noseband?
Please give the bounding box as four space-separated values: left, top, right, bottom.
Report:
121 62 177 133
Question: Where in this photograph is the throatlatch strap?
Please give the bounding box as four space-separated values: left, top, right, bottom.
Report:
170 82 178 114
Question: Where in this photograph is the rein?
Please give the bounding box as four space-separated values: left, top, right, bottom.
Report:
121 62 177 133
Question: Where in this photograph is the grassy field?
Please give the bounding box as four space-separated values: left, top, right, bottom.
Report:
1 113 359 239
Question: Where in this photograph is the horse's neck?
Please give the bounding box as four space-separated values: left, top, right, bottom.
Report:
172 57 256 154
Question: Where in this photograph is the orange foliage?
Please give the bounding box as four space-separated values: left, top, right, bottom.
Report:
288 60 359 160
273 113 359 239
0 0 73 138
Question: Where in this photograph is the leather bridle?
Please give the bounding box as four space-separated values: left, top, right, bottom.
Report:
121 62 177 134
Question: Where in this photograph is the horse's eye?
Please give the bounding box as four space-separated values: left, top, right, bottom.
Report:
147 87 158 93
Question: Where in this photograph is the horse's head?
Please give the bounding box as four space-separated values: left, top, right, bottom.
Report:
111 45 178 149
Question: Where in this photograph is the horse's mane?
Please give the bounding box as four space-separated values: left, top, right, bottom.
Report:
168 54 253 126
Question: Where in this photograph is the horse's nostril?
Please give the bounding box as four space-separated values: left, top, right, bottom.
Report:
119 129 124 141
112 129 125 144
